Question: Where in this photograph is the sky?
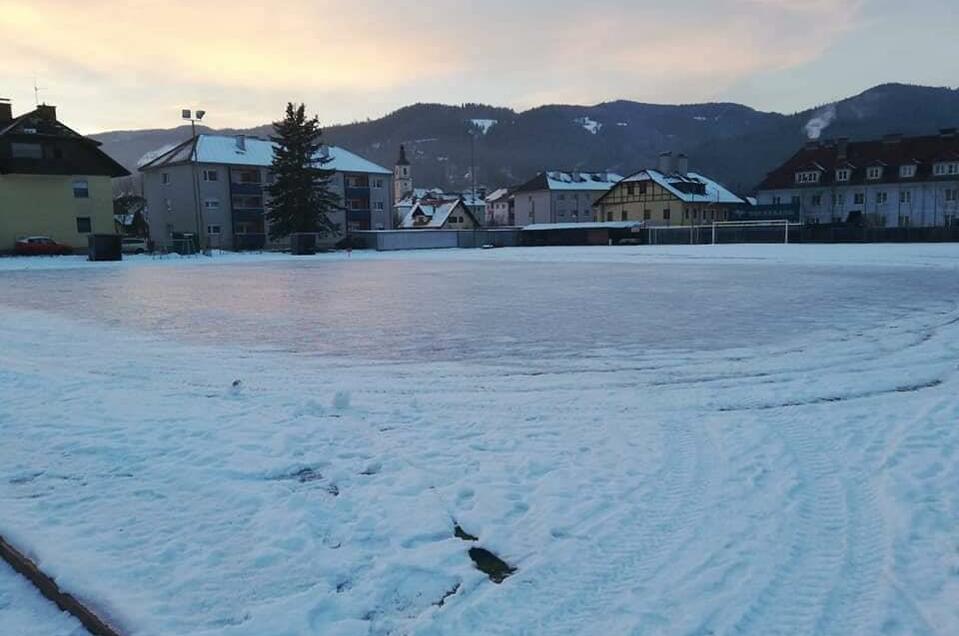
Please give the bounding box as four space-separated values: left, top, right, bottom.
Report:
1 0 957 134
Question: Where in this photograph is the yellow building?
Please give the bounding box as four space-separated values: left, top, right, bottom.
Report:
596 156 744 226
0 102 128 252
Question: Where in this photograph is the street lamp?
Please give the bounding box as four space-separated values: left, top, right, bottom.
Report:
182 108 207 254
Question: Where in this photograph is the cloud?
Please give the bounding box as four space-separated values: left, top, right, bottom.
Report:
0 0 867 131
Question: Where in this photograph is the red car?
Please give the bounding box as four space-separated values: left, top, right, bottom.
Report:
14 236 73 256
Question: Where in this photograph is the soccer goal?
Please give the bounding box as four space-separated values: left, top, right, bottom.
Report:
710 219 798 245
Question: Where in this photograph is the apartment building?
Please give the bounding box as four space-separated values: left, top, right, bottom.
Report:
140 134 392 249
755 130 959 227
0 101 129 251
511 171 623 226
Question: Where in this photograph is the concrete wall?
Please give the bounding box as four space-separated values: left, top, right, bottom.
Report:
0 174 113 250
755 181 959 227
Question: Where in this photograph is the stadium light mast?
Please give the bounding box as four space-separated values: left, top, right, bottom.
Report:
182 108 208 254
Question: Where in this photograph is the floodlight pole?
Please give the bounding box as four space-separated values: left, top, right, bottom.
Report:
183 108 208 255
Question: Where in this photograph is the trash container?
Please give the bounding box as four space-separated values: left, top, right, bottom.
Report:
290 233 316 255
87 234 123 261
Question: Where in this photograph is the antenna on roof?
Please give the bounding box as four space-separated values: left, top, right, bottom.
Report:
33 77 46 107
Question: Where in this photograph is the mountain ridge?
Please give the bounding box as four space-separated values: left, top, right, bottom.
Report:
96 83 959 195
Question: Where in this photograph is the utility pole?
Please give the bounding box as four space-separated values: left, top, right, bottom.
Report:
182 109 207 255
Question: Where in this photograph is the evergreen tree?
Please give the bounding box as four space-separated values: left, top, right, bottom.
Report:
266 103 341 240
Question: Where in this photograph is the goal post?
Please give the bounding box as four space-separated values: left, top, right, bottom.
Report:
710 219 797 245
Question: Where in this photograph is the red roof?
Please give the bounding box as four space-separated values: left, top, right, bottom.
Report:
757 130 959 190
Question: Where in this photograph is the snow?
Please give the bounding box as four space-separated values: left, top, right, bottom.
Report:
545 171 623 191
470 119 497 135
0 560 87 635
2 245 959 635
575 116 602 134
623 168 745 204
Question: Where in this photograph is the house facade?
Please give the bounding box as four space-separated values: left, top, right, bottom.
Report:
485 188 513 225
755 130 959 227
0 102 129 251
511 171 622 226
140 134 392 250
398 199 480 229
596 154 744 226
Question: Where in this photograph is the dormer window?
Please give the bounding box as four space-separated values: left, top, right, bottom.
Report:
934 162 959 176
835 168 851 183
866 166 883 180
899 165 917 179
795 170 821 185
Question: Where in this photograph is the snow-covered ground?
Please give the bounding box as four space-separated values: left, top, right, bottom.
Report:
1 244 958 635
0 561 87 635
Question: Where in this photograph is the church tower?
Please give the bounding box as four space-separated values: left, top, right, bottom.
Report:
394 145 413 205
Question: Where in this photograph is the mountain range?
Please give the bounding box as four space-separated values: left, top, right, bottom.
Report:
94 83 959 196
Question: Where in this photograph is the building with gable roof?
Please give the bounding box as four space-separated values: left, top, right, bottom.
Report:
755 130 959 227
511 170 623 226
0 100 129 251
398 198 480 229
140 134 392 250
596 153 744 226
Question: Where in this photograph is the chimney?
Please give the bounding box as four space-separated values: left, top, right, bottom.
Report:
676 153 689 175
235 134 246 151
36 104 56 122
0 99 11 124
657 151 673 174
837 137 849 161
940 128 957 138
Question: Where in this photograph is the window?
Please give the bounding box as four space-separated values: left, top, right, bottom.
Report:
795 171 821 185
627 184 635 196
835 169 851 182
204 198 220 210
231 195 263 209
811 194 822 207
947 189 959 202
899 165 916 178
832 193 845 206
372 178 384 188
558 194 565 201
900 191 912 204
10 142 42 159
72 179 89 199
934 162 959 176
866 166 883 180
206 225 221 235
233 168 261 184
854 193 865 205
348 199 365 210
202 169 218 182
772 196 782 205
606 211 613 221
375 202 385 210
643 209 651 220
161 172 171 185
663 209 671 220
621 211 627 221
76 217 92 233
876 192 888 205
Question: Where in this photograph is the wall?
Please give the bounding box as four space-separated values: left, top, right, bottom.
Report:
143 164 203 248
756 180 959 227
550 190 602 223
512 190 551 225
0 174 113 250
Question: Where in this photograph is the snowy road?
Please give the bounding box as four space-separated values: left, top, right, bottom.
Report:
1 245 958 635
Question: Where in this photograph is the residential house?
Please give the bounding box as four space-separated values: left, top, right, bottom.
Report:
596 154 744 225
485 188 513 225
398 199 480 229
394 187 486 228
755 130 959 227
511 171 622 226
140 134 392 250
0 101 129 251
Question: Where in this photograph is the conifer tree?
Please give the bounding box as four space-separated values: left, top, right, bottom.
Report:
266 103 340 240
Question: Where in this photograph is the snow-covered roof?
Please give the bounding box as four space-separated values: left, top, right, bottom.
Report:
485 188 510 203
140 135 391 175
399 200 473 229
396 188 486 209
523 221 643 231
621 169 744 205
544 171 623 191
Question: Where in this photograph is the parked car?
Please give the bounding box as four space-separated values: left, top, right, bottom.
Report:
121 237 150 254
14 236 73 256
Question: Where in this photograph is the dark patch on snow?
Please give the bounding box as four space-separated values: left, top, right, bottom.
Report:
326 483 339 497
718 378 944 412
468 547 515 583
433 582 461 607
293 468 323 483
454 525 478 542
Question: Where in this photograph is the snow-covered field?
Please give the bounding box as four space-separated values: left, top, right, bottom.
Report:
0 560 86 635
1 245 958 635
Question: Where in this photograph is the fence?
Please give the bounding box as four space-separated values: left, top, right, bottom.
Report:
351 229 522 251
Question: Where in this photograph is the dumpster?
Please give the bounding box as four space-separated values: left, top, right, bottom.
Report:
87 234 122 261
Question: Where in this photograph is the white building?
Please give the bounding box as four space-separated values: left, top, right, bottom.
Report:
755 130 959 227
511 171 623 226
